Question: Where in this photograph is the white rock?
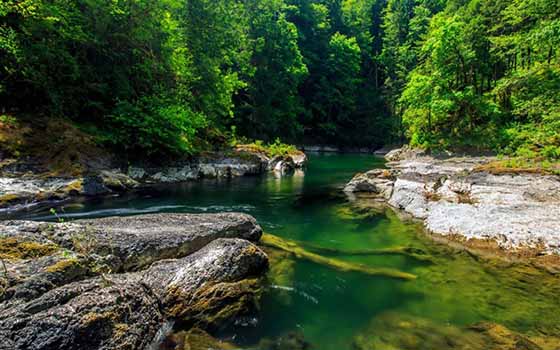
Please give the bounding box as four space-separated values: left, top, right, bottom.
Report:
345 152 560 254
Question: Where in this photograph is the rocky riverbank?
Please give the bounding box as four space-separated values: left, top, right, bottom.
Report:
345 147 560 256
0 213 268 350
0 150 307 213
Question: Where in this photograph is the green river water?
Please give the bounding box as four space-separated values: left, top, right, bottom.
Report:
21 154 560 349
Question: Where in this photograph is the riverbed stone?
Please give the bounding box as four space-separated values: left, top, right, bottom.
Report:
257 332 313 350
352 312 555 350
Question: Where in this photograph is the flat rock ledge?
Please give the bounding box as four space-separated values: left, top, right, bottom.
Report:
0 213 268 350
345 148 560 255
0 150 307 212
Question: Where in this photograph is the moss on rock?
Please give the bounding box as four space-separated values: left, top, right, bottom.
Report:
61 180 84 196
165 278 262 329
0 193 21 206
0 237 59 261
45 257 83 273
165 328 236 350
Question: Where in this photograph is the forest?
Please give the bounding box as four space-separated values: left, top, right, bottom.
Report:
1 0 558 159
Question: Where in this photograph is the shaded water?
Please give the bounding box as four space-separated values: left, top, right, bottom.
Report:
18 154 560 349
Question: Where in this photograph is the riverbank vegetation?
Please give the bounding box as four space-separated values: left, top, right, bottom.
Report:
0 0 558 160
234 139 300 158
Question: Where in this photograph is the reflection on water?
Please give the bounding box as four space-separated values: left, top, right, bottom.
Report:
16 154 560 350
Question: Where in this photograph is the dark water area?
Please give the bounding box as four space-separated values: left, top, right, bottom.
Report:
18 154 560 349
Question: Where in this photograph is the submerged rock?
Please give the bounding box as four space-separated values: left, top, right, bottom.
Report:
0 213 269 350
257 332 313 350
265 249 296 305
352 312 558 350
161 327 236 350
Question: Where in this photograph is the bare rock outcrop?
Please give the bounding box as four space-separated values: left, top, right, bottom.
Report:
345 148 560 254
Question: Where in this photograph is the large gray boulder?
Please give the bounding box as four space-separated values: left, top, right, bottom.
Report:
77 212 262 271
0 213 262 273
0 275 163 350
384 146 426 162
0 239 267 350
0 213 268 350
343 169 395 199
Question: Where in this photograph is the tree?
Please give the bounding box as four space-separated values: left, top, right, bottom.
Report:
235 0 308 141
314 33 362 142
399 15 499 149
180 0 251 124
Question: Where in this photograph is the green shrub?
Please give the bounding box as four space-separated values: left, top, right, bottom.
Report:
102 95 207 155
236 138 299 157
267 138 298 157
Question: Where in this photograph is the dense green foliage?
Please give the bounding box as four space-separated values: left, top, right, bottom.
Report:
398 0 560 158
0 0 558 157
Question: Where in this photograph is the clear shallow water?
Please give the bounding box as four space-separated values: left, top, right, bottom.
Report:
16 154 560 349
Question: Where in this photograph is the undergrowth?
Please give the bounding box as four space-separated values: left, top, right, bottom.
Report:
234 138 299 157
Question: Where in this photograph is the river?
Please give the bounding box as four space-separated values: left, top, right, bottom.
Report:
19 153 560 349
